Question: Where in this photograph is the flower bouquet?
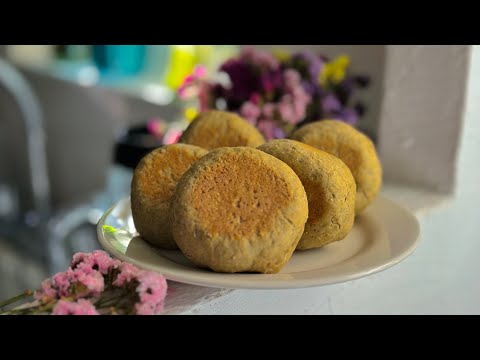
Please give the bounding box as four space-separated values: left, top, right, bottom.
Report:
178 47 370 140
0 251 167 315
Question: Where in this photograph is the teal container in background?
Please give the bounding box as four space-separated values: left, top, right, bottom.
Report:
143 45 171 83
93 45 147 76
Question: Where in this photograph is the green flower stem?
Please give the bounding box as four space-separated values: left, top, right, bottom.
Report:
0 290 33 310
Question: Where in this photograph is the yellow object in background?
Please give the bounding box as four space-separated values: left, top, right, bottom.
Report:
165 45 240 90
272 48 290 61
184 107 198 122
194 45 215 72
319 54 351 86
165 45 197 89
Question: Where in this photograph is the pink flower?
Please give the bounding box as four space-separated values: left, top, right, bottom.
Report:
91 250 121 274
34 279 58 302
277 96 296 124
283 69 302 90
50 255 106 299
71 252 89 268
146 119 166 137
71 250 120 275
262 103 276 118
52 299 99 315
113 263 141 287
163 128 183 145
72 265 104 297
192 65 207 78
277 79 311 125
177 65 208 100
240 101 261 125
257 118 278 141
291 85 311 105
52 270 74 297
292 100 307 124
134 271 167 315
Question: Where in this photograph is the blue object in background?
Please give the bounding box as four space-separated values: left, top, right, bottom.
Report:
93 45 147 76
143 46 171 83
92 45 109 69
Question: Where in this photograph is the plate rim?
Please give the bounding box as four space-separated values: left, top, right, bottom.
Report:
97 196 421 289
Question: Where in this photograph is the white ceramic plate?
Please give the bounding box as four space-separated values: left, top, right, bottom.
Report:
97 196 420 289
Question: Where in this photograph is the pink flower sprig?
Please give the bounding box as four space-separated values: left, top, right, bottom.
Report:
0 251 168 315
239 69 311 139
52 299 99 315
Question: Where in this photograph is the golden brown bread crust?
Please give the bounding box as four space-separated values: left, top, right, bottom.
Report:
290 120 382 213
131 143 208 249
170 147 308 274
178 110 265 150
258 139 356 250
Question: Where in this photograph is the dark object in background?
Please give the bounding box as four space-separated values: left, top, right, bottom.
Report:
114 125 164 169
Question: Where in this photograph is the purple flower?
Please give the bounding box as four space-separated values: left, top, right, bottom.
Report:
301 80 317 96
337 108 358 125
295 50 323 80
335 77 355 105
321 94 342 114
273 127 286 139
260 70 282 93
250 92 261 104
220 59 260 103
240 47 279 70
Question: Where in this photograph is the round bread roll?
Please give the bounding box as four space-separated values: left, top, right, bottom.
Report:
291 120 382 213
258 139 356 250
171 147 308 274
178 110 265 150
131 143 208 249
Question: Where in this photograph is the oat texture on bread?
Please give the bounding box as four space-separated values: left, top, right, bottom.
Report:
131 143 208 249
291 120 382 213
170 147 308 274
258 139 356 250
178 110 265 150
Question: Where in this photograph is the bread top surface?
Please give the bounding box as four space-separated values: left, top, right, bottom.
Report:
290 120 382 211
172 146 307 240
132 143 208 203
178 110 265 150
290 120 380 179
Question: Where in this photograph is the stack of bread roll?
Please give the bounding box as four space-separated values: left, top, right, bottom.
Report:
131 110 382 274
